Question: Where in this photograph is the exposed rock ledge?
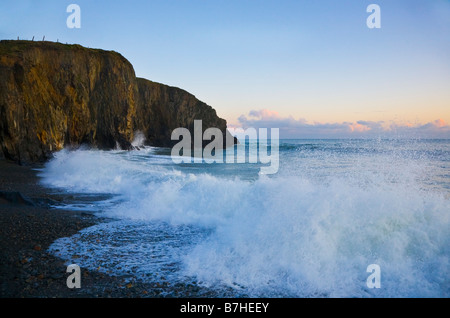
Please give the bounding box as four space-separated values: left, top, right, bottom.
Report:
0 40 236 164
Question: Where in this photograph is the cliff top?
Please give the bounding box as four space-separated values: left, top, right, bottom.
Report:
0 40 129 64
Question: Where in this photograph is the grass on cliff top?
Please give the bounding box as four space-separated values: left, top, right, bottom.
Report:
0 40 126 60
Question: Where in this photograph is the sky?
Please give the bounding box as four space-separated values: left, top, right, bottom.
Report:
1 0 449 138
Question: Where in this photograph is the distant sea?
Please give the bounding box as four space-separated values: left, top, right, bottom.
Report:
39 139 450 297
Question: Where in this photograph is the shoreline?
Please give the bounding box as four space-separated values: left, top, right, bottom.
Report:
0 159 122 297
0 160 165 297
0 159 231 298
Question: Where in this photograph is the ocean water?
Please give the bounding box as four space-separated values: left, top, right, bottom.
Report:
40 139 450 297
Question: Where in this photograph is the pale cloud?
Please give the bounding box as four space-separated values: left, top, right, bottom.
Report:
248 109 281 119
348 122 371 133
234 109 450 139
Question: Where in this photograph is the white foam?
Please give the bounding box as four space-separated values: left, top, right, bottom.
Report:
43 145 450 297
131 131 146 147
181 176 450 297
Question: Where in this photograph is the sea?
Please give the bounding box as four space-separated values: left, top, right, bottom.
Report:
39 138 450 297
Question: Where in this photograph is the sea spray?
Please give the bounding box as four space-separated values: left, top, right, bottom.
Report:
43 139 450 297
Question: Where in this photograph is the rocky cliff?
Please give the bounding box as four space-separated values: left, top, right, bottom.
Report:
0 40 235 164
135 78 235 148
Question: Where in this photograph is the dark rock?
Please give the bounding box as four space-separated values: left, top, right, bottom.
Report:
0 40 236 164
0 191 35 206
135 78 238 149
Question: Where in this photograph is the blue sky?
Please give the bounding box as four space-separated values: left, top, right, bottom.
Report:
1 0 449 138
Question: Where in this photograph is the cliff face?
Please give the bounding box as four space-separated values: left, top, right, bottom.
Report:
0 41 138 163
135 78 230 148
0 40 234 164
